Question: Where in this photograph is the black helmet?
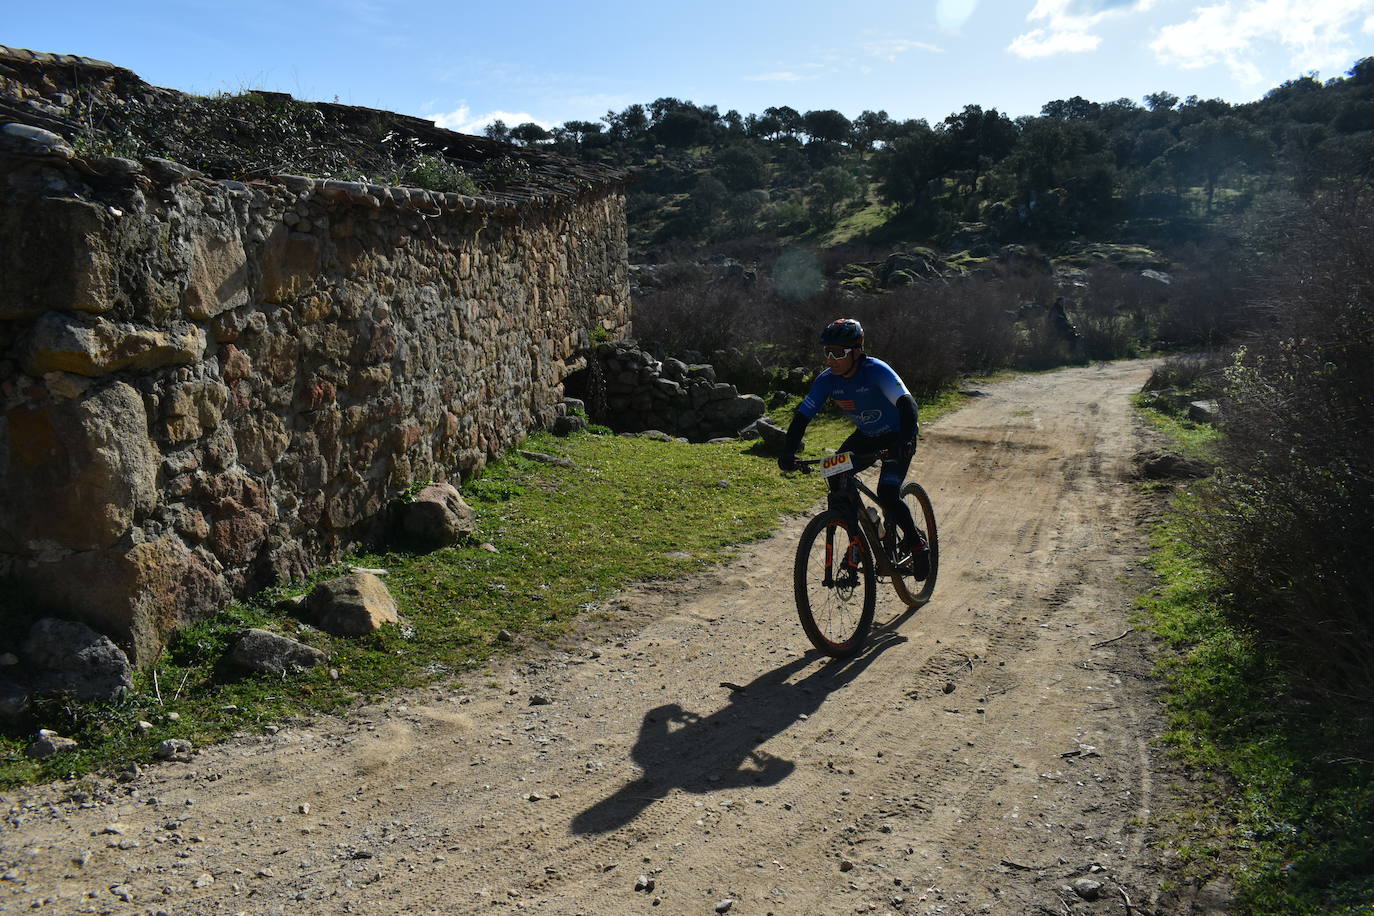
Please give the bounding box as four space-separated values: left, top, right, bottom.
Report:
819 318 864 347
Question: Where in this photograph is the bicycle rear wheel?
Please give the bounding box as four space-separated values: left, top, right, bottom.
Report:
794 510 876 658
894 481 939 606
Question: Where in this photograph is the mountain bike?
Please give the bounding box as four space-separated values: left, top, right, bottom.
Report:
791 451 939 658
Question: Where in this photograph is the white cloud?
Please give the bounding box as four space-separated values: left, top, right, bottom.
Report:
427 103 551 134
1009 0 1155 58
747 71 805 82
864 38 944 60
1008 27 1101 57
1150 0 1374 84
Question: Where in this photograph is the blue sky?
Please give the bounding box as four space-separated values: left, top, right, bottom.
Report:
9 1 1374 133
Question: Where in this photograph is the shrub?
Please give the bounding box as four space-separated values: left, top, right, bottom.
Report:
1143 350 1229 393
1188 188 1374 716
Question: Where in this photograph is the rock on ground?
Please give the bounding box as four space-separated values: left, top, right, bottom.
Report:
22 617 133 701
305 572 399 636
229 629 327 676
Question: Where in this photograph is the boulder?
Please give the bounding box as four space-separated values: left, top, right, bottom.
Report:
230 629 327 677
0 681 32 722
306 572 399 636
740 416 788 452
26 729 79 759
0 123 75 160
1134 449 1211 480
551 414 587 436
22 617 133 701
399 483 478 547
1188 400 1219 424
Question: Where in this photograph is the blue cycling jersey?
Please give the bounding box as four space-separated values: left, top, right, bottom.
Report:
797 356 911 437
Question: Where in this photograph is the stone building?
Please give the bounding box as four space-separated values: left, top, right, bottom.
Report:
0 47 632 663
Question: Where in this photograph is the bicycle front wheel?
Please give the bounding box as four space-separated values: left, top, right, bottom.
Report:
794 510 876 658
895 481 939 606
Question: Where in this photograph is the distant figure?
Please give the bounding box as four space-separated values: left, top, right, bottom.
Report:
1050 296 1081 345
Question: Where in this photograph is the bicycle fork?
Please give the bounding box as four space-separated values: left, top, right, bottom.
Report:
823 524 864 588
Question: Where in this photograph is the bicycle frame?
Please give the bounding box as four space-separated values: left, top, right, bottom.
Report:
800 452 926 607
800 457 896 571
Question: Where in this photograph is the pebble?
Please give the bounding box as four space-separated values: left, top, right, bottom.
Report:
194 873 214 888
155 739 194 761
715 900 734 913
635 874 654 892
1072 878 1103 900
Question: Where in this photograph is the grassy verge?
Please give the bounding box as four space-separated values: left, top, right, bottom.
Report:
0 394 963 788
1136 405 1374 914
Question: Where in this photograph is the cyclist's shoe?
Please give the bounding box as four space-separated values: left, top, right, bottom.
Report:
892 538 930 579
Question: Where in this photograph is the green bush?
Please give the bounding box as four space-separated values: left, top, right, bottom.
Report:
1188 189 1374 717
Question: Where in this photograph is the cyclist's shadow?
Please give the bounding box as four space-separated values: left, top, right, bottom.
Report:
570 632 904 835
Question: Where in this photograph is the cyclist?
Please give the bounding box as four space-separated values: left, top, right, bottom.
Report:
778 318 929 578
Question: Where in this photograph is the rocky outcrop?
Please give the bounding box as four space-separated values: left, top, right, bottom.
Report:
0 49 631 665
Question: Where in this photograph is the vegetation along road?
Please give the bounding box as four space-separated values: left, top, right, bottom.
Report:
3 361 1219 915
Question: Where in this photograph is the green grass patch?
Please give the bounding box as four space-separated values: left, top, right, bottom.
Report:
0 391 965 788
1134 395 1220 460
817 199 896 247
1136 418 1374 914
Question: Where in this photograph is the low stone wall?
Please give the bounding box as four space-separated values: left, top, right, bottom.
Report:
584 341 765 441
0 128 630 664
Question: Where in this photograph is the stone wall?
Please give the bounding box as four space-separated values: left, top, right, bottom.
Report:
583 341 766 441
0 126 630 664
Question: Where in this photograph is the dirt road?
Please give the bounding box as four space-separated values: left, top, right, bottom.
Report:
2 361 1195 915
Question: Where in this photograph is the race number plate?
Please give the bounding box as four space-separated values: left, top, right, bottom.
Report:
819 452 854 479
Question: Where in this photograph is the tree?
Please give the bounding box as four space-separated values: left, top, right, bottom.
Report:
853 110 894 158
873 121 945 211
714 144 767 191
1143 91 1179 112
808 165 860 225
561 120 603 145
765 106 803 138
483 120 511 143
1040 96 1100 120
802 109 853 145
749 111 782 139
510 122 551 146
1181 116 1271 211
941 105 1018 172
604 104 648 141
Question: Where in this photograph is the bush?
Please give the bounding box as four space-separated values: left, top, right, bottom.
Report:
1143 350 1228 393
1189 188 1374 716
